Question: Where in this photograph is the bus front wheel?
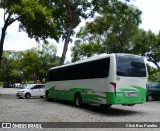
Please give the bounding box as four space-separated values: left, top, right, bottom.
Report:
74 94 83 108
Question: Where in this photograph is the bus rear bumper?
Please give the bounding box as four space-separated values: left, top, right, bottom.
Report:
106 92 146 105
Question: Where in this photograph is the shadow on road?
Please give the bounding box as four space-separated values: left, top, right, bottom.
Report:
44 99 144 117
0 94 146 117
82 105 143 116
0 94 45 99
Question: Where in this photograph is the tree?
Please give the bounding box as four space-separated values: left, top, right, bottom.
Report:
0 0 134 67
0 43 59 85
0 51 15 87
0 0 59 67
49 0 91 65
10 69 21 86
71 1 142 61
71 40 106 62
34 43 60 80
17 43 59 82
147 65 160 82
54 0 132 65
145 32 160 69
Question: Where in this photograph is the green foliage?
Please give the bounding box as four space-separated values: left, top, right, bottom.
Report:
129 29 155 55
0 0 59 67
18 43 60 82
0 82 3 87
0 0 135 66
0 0 59 42
50 0 91 64
0 51 15 87
71 40 106 62
147 65 160 82
146 32 160 69
72 0 160 70
0 43 60 86
72 1 143 61
86 1 142 53
52 0 90 39
10 69 21 83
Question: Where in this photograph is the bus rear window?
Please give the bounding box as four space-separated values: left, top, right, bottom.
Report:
116 55 146 77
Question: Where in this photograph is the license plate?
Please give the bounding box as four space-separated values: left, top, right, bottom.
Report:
125 92 138 97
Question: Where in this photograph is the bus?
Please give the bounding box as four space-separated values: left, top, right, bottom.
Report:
45 53 148 107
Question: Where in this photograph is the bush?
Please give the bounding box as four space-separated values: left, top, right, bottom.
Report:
0 82 3 87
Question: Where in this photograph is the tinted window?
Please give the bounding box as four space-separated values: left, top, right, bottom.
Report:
148 82 160 89
39 85 44 88
116 55 146 77
153 83 160 88
31 86 37 89
148 83 153 88
48 57 110 81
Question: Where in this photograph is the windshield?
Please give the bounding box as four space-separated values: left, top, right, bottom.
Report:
116 55 146 77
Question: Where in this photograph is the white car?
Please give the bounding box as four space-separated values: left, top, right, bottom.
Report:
16 84 45 99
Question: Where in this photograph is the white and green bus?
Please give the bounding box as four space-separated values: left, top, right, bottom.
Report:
45 53 148 107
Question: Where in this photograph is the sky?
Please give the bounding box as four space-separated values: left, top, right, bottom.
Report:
0 0 160 62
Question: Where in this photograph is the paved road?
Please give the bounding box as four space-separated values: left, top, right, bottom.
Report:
0 87 160 131
0 87 19 94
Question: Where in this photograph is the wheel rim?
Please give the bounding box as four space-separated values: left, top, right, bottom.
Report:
76 97 80 106
26 94 30 99
148 95 152 101
75 95 82 107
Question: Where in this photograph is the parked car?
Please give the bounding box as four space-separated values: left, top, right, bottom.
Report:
16 84 45 99
15 83 27 88
146 82 160 101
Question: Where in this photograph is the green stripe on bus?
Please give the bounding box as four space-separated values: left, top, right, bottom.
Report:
48 86 146 105
106 92 146 104
106 86 146 104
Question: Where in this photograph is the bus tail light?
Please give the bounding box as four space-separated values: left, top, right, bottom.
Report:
110 82 116 97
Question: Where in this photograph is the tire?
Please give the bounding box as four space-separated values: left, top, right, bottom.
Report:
25 93 30 99
74 94 83 108
46 91 52 101
19 97 23 99
40 96 44 98
147 95 152 101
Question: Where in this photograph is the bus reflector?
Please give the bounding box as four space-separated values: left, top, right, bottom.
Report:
110 82 116 97
116 77 120 81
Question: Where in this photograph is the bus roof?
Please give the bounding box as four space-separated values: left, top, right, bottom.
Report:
49 53 142 70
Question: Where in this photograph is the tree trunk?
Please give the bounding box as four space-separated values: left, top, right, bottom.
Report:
0 25 7 68
60 28 72 65
0 12 18 68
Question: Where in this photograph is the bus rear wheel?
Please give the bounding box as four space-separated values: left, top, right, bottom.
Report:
74 94 83 108
46 91 52 101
